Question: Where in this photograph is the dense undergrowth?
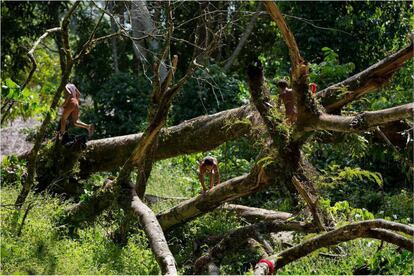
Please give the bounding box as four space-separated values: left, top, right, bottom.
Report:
1 153 413 275
2 1 413 274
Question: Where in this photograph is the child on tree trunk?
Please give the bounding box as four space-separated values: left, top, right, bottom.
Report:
58 83 94 139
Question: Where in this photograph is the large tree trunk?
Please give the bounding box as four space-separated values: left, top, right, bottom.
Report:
80 105 253 176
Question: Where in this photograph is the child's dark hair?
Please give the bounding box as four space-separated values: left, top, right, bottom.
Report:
203 157 214 166
277 79 289 89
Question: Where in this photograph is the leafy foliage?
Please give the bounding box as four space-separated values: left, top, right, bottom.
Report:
309 47 355 88
1 1 66 82
82 72 151 138
1 1 413 275
0 187 159 275
1 44 60 125
171 65 249 124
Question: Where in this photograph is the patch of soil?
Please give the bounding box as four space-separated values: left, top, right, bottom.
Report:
0 118 39 159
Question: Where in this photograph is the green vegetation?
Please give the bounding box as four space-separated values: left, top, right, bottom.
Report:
1 187 159 275
1 1 413 275
1 159 412 274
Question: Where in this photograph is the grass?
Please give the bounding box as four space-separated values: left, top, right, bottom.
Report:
1 155 413 275
0 187 158 275
277 239 413 275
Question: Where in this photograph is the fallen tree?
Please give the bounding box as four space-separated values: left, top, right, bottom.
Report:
15 37 412 178
6 1 413 274
254 219 414 275
63 1 413 233
220 203 293 222
194 220 317 274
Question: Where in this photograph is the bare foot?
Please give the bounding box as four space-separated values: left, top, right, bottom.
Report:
58 131 65 140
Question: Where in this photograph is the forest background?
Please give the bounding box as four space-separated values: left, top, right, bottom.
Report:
1 1 413 274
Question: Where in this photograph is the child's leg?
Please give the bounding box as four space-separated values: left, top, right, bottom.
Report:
60 105 74 135
71 107 95 137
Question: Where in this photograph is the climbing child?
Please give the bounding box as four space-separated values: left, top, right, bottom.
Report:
59 83 94 139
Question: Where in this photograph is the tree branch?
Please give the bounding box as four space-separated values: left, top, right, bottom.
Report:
254 219 414 275
130 188 177 275
220 203 292 223
313 103 414 133
157 173 252 231
263 1 303 69
73 2 107 61
195 220 316 274
14 1 80 209
61 0 80 65
317 41 414 113
224 3 262 71
247 61 325 228
23 27 62 91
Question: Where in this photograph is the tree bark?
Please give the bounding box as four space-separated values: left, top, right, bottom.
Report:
317 42 413 113
220 203 292 223
78 104 253 175
194 220 316 274
313 103 414 133
130 189 177 275
254 219 414 275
